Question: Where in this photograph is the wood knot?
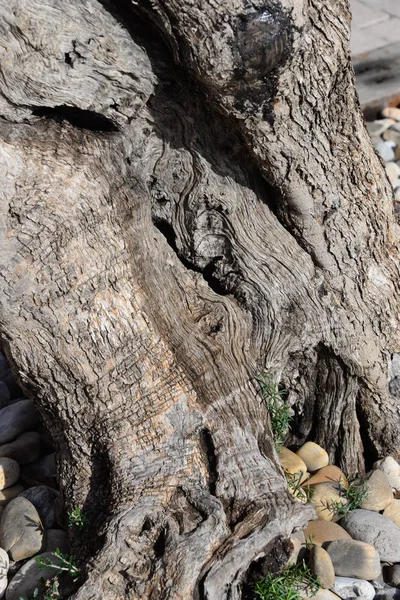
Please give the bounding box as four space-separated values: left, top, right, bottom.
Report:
235 7 293 81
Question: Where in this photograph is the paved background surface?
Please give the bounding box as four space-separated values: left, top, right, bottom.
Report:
350 0 400 113
351 0 400 58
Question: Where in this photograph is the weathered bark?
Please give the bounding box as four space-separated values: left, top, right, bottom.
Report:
0 0 399 598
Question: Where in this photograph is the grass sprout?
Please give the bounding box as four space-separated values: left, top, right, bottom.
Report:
285 471 313 503
258 371 291 448
304 534 317 550
254 560 320 600
321 475 368 517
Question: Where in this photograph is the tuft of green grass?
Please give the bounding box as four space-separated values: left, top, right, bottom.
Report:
285 471 313 504
254 561 320 600
68 507 87 530
258 371 291 449
345 475 368 510
304 534 317 551
322 475 368 517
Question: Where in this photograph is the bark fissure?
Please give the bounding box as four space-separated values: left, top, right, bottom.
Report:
199 428 219 497
32 106 119 132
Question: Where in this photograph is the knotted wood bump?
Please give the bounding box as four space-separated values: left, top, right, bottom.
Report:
236 6 293 81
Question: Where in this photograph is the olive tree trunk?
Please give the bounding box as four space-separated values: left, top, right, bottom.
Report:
0 0 399 597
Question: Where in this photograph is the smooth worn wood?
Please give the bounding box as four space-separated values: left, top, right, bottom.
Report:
0 0 399 598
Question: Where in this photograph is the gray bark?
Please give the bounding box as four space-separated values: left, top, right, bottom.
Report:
0 0 399 598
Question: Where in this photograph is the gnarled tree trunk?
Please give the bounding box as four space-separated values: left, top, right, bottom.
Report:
0 0 399 597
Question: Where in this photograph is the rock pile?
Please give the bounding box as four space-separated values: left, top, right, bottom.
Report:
279 441 400 600
367 106 400 213
0 353 68 600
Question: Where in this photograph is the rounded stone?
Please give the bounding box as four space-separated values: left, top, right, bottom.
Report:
375 141 395 162
0 540 5 597
44 529 69 554
0 401 39 446
393 355 400 378
324 539 381 580
383 564 400 588
304 520 351 546
0 497 44 561
373 589 400 600
383 499 400 527
309 546 334 589
367 118 396 136
0 576 6 599
383 130 400 145
341 509 400 562
0 373 21 401
0 356 9 379
0 548 9 576
386 162 400 182
0 383 10 410
288 531 306 565
0 458 20 491
309 483 347 521
331 577 375 600
0 432 41 466
5 552 61 600
296 442 329 473
382 107 400 121
0 548 9 600
278 447 307 478
20 486 58 529
22 453 56 483
0 484 23 507
374 457 400 491
307 591 342 600
361 470 393 512
306 466 348 489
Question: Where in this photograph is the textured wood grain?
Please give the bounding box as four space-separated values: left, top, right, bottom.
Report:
0 0 399 598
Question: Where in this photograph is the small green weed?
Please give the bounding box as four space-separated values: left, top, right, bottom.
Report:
254 561 320 600
36 548 79 580
68 507 87 530
285 471 313 503
322 475 368 517
258 371 291 448
346 475 368 510
304 534 317 551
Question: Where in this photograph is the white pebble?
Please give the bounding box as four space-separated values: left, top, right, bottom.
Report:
382 107 400 121
375 141 395 162
386 162 400 182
